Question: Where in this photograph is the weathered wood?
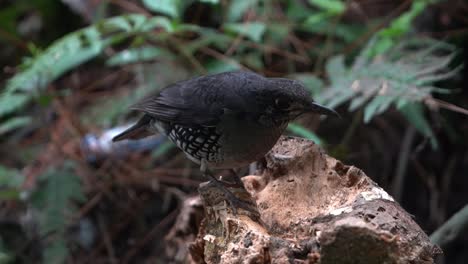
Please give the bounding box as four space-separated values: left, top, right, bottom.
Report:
170 136 441 263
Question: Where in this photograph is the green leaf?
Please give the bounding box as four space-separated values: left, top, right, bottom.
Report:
0 247 12 264
371 0 432 56
0 165 23 188
5 16 108 92
43 238 68 264
31 163 85 236
106 47 168 66
266 23 290 43
205 59 242 74
319 87 355 108
290 74 324 96
0 93 29 117
348 92 374 111
380 1 426 38
0 116 32 135
301 20 364 43
5 14 165 94
287 0 311 20
363 95 395 123
243 53 264 69
30 163 85 263
308 0 346 15
2 14 168 118
184 30 231 53
227 0 257 22
325 55 346 81
287 123 323 146
199 0 219 3
399 102 438 149
143 0 181 19
223 22 266 42
145 16 174 32
319 37 458 126
372 37 394 56
304 12 333 25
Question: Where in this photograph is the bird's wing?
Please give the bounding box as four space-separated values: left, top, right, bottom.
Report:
131 86 222 126
131 71 263 127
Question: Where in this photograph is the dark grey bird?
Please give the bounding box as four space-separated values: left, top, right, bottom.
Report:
113 71 338 210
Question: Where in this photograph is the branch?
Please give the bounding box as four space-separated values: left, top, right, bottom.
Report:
430 204 468 249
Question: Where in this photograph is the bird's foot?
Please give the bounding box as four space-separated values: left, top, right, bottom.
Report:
229 168 245 187
208 178 257 215
218 169 244 188
222 187 257 216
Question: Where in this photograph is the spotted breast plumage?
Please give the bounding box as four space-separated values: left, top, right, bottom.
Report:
165 124 222 164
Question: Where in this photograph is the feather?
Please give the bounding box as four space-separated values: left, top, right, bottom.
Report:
130 71 266 127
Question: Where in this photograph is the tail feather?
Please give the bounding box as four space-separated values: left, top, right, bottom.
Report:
112 115 153 142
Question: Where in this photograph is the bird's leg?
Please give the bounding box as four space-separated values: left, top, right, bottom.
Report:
203 169 257 215
200 161 256 214
229 168 244 187
215 169 243 187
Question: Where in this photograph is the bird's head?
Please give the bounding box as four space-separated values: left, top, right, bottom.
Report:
255 78 339 126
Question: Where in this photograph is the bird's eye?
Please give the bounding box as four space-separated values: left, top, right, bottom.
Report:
274 98 291 109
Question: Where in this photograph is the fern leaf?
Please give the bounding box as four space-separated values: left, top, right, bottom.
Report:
5 14 168 94
0 93 29 117
106 46 170 66
223 22 266 42
325 55 347 85
287 123 323 146
31 163 85 262
0 116 32 135
0 14 172 129
319 37 459 148
399 102 437 148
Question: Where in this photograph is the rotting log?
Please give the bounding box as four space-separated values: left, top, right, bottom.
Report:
168 136 441 264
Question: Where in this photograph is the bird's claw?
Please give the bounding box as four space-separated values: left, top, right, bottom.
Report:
203 169 258 216
221 188 258 216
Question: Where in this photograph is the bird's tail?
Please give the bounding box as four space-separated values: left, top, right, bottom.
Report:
112 115 153 142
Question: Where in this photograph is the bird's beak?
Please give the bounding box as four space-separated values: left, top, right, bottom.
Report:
306 102 340 118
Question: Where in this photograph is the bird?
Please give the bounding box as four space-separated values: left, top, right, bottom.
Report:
112 71 338 211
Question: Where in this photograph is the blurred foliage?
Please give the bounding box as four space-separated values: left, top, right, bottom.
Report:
0 0 64 37
371 0 436 56
31 162 85 263
0 240 13 264
0 0 464 262
1 14 173 134
0 165 23 200
318 37 460 148
287 123 323 146
1 0 456 141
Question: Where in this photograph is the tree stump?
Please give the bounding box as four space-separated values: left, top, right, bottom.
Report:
184 136 441 263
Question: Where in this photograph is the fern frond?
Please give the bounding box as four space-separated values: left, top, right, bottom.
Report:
0 116 32 135
31 162 85 263
318 37 460 148
6 14 171 94
1 14 171 120
0 93 29 117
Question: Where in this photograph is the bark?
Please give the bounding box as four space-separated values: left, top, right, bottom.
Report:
169 136 441 264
